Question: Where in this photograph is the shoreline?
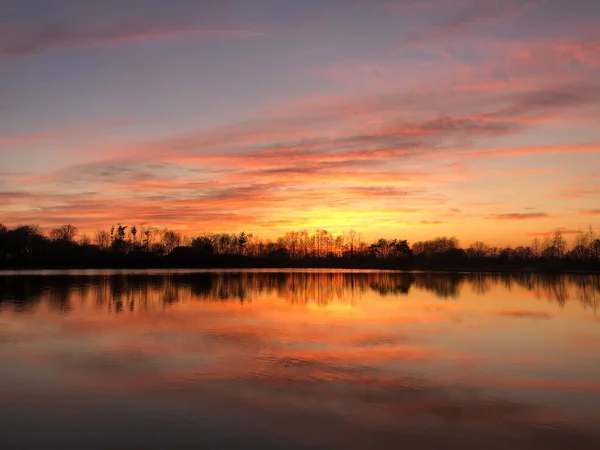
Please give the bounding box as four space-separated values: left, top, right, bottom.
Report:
1 265 599 275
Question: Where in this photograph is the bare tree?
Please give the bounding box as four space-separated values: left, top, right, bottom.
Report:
237 232 248 255
347 230 357 256
79 234 91 246
531 238 541 258
468 241 489 258
94 230 111 250
49 224 78 243
162 229 182 254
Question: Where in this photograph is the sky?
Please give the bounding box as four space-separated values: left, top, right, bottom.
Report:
1 0 599 246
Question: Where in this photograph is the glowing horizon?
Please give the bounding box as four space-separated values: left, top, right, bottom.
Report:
1 0 599 246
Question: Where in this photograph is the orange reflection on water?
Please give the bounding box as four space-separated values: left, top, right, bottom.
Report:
1 271 600 449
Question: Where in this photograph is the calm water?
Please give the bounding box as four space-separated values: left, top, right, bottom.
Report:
1 270 599 450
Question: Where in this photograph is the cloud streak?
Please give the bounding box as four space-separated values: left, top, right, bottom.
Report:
0 22 265 54
489 213 549 220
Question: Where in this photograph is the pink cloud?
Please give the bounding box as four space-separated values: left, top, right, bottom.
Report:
558 185 600 199
0 121 134 149
458 143 600 159
391 0 536 51
0 23 265 54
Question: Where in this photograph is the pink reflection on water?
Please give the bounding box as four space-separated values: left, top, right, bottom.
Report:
0 271 599 449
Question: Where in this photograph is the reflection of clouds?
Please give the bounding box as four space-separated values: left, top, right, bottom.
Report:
2 272 600 449
52 348 172 376
16 332 599 447
495 309 553 319
349 333 409 348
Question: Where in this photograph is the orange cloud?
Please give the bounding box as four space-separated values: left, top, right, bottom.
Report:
489 213 549 220
524 229 580 237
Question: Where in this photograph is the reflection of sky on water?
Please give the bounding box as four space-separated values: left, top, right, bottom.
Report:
1 271 599 449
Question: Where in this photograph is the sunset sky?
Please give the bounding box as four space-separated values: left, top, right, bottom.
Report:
1 0 599 245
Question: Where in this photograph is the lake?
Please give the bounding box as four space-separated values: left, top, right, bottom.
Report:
1 270 599 449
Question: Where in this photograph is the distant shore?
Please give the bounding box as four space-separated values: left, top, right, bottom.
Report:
1 257 599 275
3 225 599 275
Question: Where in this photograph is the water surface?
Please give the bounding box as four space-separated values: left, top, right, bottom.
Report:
1 271 599 449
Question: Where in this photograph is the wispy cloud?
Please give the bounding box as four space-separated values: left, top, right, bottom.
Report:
392 0 537 50
489 213 549 220
524 229 580 237
0 22 265 55
558 185 600 199
0 121 134 149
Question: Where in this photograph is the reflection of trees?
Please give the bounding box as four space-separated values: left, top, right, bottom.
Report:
575 274 600 311
0 272 599 313
506 273 599 310
469 273 492 296
413 273 462 299
0 276 74 312
369 273 414 296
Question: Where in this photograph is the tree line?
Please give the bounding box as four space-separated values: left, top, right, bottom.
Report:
1 223 599 271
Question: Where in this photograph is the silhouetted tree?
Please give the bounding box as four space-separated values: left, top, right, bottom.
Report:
412 236 459 256
347 229 357 256
532 237 542 258
391 239 412 258
49 224 78 243
94 230 111 250
162 229 182 255
191 236 214 256
110 224 129 253
142 229 151 250
116 224 127 241
467 241 489 259
238 232 248 255
542 230 566 259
